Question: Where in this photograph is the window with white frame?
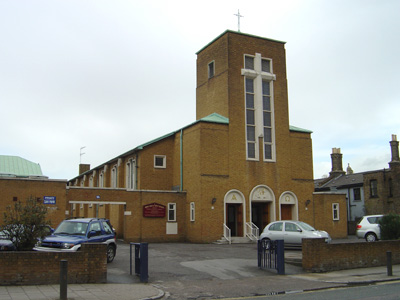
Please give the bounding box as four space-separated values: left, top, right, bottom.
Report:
245 77 256 159
89 176 94 187
332 203 339 220
126 158 136 189
111 165 118 188
242 54 276 161
99 171 104 188
154 155 166 168
190 202 195 222
370 179 378 197
208 61 215 79
168 203 176 222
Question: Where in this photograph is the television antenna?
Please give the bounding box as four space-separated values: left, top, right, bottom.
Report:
80 146 86 163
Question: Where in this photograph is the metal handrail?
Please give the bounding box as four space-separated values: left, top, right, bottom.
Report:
245 222 259 240
223 223 231 244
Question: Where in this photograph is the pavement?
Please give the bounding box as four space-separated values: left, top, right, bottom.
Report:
1 238 399 300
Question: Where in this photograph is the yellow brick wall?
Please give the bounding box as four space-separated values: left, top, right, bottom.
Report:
0 178 68 228
66 187 186 242
312 192 348 238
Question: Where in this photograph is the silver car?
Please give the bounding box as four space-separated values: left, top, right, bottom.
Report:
259 220 331 248
356 215 383 242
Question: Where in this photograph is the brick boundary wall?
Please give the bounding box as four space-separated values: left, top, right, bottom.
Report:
0 243 107 285
302 238 400 272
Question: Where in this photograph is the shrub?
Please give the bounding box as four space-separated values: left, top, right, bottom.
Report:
1 196 51 251
379 213 400 240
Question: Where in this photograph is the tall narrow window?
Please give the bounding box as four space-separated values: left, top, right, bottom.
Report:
89 176 94 187
262 80 273 159
190 202 195 222
111 165 118 188
208 61 215 78
370 179 378 197
245 78 256 159
353 187 361 201
126 158 136 189
99 171 104 188
168 203 176 222
242 53 276 161
332 203 339 220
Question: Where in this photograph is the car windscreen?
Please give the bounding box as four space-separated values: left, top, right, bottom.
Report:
297 222 316 231
54 222 89 235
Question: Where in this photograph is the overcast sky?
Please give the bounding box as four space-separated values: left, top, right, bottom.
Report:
1 0 399 180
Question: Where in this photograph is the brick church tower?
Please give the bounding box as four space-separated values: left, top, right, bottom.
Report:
193 31 315 238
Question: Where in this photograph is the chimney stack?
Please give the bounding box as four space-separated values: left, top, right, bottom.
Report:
389 134 400 169
79 163 90 175
329 148 345 178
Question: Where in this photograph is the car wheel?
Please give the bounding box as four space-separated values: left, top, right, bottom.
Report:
107 244 116 263
365 232 377 242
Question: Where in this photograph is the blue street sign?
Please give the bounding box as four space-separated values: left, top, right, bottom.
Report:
43 196 56 204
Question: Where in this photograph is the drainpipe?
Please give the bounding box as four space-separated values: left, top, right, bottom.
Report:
135 153 139 190
180 129 183 191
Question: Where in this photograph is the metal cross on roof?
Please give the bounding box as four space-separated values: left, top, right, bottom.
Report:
234 9 244 32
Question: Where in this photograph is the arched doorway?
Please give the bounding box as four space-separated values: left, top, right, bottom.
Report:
224 190 245 237
279 192 298 221
250 185 275 232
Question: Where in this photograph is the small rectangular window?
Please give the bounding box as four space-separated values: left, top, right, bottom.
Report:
245 55 254 70
208 61 215 78
332 203 339 220
190 202 195 222
353 188 361 201
154 155 166 168
168 203 176 222
261 59 271 72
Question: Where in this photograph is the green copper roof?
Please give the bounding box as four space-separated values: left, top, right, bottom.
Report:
199 113 229 124
289 125 313 134
0 155 43 177
196 30 286 55
136 113 229 150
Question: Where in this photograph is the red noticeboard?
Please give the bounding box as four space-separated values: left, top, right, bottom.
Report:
143 203 166 218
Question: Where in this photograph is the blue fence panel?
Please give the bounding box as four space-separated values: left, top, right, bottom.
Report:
130 242 149 282
257 239 285 275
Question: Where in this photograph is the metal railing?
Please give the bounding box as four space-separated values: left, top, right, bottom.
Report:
245 222 259 240
257 239 285 275
223 224 231 244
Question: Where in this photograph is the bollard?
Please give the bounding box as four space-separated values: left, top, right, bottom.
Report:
60 260 68 300
387 251 393 276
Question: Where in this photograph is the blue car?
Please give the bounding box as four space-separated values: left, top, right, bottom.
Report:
34 218 117 263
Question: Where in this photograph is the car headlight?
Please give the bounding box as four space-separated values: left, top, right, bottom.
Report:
61 243 75 249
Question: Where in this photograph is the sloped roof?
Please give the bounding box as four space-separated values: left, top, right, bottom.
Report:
71 113 230 180
315 172 364 191
135 113 229 151
71 112 311 180
289 125 313 134
0 155 43 177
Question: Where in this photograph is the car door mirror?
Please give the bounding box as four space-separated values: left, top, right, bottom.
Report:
88 230 97 238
